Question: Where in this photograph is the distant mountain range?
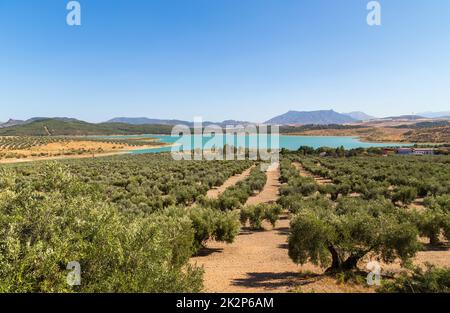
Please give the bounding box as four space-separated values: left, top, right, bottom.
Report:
342 111 376 121
105 117 252 127
0 117 82 128
0 118 175 136
265 110 357 125
1 110 447 135
417 111 450 119
380 115 425 120
106 117 192 126
0 119 26 128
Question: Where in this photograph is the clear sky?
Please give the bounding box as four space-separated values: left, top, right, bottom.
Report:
1 0 449 123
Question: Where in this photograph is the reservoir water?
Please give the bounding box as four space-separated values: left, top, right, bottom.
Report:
106 134 414 154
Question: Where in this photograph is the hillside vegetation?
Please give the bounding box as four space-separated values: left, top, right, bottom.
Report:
0 154 253 292
0 119 174 136
403 126 450 143
266 110 357 125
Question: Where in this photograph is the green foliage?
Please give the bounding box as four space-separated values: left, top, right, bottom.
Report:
6 154 252 215
391 186 418 205
279 194 333 215
424 195 450 212
0 164 203 292
188 206 240 252
0 119 174 136
210 167 267 211
288 197 420 271
296 154 450 203
378 265 450 293
412 195 450 244
288 210 333 267
240 203 282 229
213 210 241 243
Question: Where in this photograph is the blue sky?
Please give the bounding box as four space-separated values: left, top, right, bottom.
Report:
1 0 449 122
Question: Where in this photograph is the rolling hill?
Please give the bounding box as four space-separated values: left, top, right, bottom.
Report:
0 119 174 136
417 111 450 119
106 117 252 127
0 119 26 128
106 117 191 126
382 115 426 120
343 111 375 121
265 110 357 125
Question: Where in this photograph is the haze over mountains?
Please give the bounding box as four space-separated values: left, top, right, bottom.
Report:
342 112 376 121
1 110 449 133
0 117 81 129
106 117 252 127
418 111 450 119
265 110 358 125
108 112 368 126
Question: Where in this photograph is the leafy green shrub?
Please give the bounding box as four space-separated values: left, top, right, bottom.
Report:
264 203 283 227
378 265 450 293
319 184 339 200
214 167 266 211
278 194 332 215
188 206 240 251
412 209 448 245
288 197 420 272
213 210 241 243
0 164 203 293
391 186 418 205
240 203 283 229
412 195 450 244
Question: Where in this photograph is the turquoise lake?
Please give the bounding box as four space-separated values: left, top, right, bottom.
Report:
100 134 412 154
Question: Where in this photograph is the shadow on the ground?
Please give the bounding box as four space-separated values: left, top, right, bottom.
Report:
231 272 299 289
276 227 290 235
195 247 224 257
278 243 288 250
421 242 450 252
241 226 274 233
238 229 254 236
231 271 324 290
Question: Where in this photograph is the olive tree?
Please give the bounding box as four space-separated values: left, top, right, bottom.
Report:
240 203 282 229
0 164 203 292
412 195 450 245
288 197 420 272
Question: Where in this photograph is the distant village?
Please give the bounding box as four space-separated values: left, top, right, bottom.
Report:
384 147 436 156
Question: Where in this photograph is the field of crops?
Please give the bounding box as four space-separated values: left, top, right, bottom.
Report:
300 155 450 201
0 153 256 292
1 149 449 293
279 151 450 292
6 153 254 214
0 136 160 150
0 136 166 161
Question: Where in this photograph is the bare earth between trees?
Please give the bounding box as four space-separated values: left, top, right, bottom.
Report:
191 163 368 293
191 160 450 293
294 161 450 274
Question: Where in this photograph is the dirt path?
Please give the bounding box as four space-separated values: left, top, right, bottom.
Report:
190 162 377 293
192 163 306 293
206 165 255 200
192 216 304 293
245 162 280 206
292 162 332 185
